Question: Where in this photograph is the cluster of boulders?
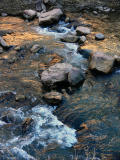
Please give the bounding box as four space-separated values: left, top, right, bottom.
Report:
40 63 85 105
23 8 63 26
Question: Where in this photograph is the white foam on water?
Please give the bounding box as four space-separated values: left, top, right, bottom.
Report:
12 147 36 160
31 105 77 148
64 42 78 53
0 120 6 126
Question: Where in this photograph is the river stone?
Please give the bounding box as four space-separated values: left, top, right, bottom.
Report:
41 63 72 86
78 36 86 44
23 9 37 20
68 68 85 86
43 91 62 104
76 26 91 36
38 8 63 26
31 44 41 53
41 63 85 87
60 34 79 43
89 52 115 74
95 33 105 40
0 36 9 49
0 46 3 54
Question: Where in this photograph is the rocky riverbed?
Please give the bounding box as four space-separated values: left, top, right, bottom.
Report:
0 7 120 160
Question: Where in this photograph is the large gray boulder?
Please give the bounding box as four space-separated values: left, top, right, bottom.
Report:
41 63 85 86
89 52 115 74
38 8 63 26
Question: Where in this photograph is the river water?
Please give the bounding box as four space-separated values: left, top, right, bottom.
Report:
0 12 120 160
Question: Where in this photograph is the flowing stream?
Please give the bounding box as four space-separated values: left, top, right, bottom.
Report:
0 13 120 160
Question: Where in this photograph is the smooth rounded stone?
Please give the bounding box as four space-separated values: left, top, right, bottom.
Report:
60 34 79 43
15 94 26 102
68 68 85 86
23 9 37 20
93 11 98 15
77 48 92 59
0 36 9 49
1 13 8 17
76 26 91 36
95 33 105 40
0 46 3 54
78 36 86 44
41 63 73 86
89 52 115 74
38 8 63 26
43 91 62 104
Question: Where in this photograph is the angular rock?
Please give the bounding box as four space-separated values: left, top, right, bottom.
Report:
0 36 9 49
95 33 105 40
41 63 72 86
89 52 115 74
60 34 79 43
68 68 85 86
23 9 36 20
43 91 62 104
76 26 91 36
38 8 63 26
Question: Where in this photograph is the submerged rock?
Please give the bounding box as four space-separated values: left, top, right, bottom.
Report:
60 34 79 43
41 63 85 87
89 52 115 74
0 36 9 49
76 26 91 36
23 9 37 20
38 8 63 26
43 91 62 104
95 33 105 40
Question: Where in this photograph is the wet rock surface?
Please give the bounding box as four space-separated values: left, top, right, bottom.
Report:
89 52 115 74
43 91 63 104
